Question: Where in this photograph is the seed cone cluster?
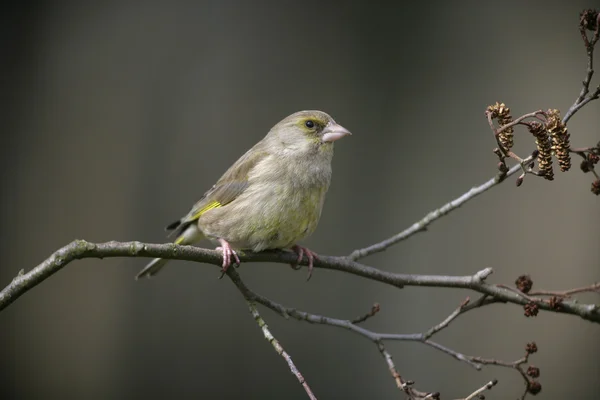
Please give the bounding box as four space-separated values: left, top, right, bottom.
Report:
487 102 514 151
486 102 598 194
546 109 571 172
528 121 554 180
487 103 576 182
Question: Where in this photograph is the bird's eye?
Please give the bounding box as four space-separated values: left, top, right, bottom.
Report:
305 120 315 129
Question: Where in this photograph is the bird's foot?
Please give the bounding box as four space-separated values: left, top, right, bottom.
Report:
290 245 318 281
216 238 240 278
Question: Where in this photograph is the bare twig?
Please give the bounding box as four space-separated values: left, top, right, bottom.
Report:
377 341 405 389
488 110 545 138
246 300 316 400
456 379 498 400
570 145 600 180
529 282 600 297
565 86 600 123
351 303 381 324
347 160 525 261
496 284 537 302
376 341 434 399
565 9 600 123
227 267 474 398
423 297 474 340
470 353 534 400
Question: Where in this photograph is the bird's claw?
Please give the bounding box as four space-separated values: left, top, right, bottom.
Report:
290 245 318 281
216 239 240 279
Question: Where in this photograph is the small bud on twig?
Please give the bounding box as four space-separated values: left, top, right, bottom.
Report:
580 9 599 32
591 180 600 195
526 342 538 354
516 174 524 187
580 159 591 173
548 296 563 310
527 380 542 395
515 275 533 293
524 302 539 317
527 366 540 378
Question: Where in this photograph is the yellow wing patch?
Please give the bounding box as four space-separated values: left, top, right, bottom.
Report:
191 201 221 220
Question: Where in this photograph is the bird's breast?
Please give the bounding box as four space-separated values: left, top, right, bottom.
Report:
199 152 333 251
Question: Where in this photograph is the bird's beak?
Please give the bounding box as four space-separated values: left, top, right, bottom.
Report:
322 123 352 143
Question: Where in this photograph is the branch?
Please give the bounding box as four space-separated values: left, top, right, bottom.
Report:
226 267 460 399
376 340 435 399
469 351 540 400
224 267 540 398
348 164 521 261
564 9 600 123
2 240 598 325
564 85 600 123
245 300 316 400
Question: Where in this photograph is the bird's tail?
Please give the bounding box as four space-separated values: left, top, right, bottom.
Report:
135 224 202 280
135 257 170 280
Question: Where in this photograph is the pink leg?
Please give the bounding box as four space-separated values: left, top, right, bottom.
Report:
291 245 318 281
216 238 240 273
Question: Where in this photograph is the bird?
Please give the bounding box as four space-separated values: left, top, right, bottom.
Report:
135 110 351 280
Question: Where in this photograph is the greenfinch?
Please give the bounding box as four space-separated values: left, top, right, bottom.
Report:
136 110 351 280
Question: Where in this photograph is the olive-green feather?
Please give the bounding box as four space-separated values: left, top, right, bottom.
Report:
165 142 269 236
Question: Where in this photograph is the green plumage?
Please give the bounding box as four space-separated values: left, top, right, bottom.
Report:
136 110 350 279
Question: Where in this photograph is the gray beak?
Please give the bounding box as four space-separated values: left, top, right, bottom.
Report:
321 123 352 143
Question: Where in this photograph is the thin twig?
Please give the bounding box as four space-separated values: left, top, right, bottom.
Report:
228 267 471 398
475 355 533 400
569 146 600 179
491 111 546 137
564 86 600 123
470 355 527 368
423 297 473 340
246 300 317 400
376 341 405 390
376 341 438 399
565 10 600 123
351 303 381 324
456 379 498 400
347 161 524 260
529 282 600 297
496 284 537 302
225 266 484 368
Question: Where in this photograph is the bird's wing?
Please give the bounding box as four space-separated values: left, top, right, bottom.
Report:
166 142 268 236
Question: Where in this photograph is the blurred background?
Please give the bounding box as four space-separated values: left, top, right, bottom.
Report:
1 1 599 399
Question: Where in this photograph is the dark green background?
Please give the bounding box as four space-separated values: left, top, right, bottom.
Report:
1 1 599 399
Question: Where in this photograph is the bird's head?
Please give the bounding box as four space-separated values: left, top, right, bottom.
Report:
269 110 351 154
